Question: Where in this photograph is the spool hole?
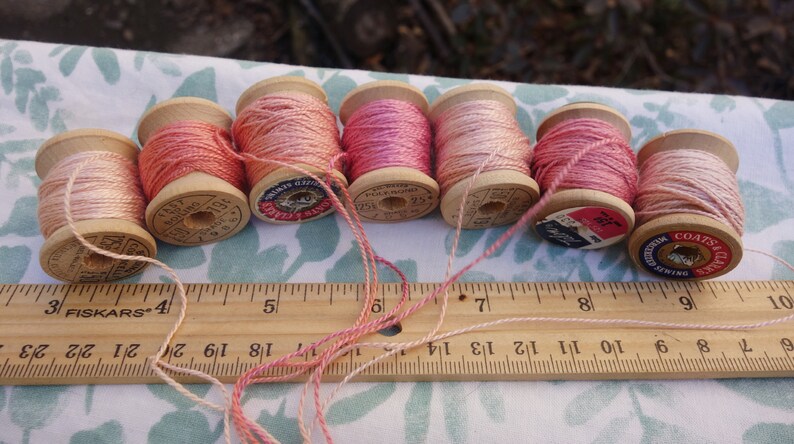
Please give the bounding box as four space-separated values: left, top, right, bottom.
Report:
184 211 216 229
478 201 506 215
378 196 408 211
82 252 114 271
288 191 314 206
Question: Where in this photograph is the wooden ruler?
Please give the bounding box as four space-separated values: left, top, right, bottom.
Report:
2 281 793 385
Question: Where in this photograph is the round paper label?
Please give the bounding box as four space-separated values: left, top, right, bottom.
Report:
638 230 733 278
256 177 341 222
535 207 629 249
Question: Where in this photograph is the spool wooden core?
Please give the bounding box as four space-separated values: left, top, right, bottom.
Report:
429 84 540 229
628 130 743 280
35 129 157 282
533 102 635 249
339 81 439 222
236 76 347 224
138 97 250 245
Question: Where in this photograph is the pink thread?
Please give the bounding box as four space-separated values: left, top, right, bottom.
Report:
342 99 432 182
38 151 146 238
434 99 532 195
138 120 246 201
532 118 637 204
635 149 745 235
232 92 342 185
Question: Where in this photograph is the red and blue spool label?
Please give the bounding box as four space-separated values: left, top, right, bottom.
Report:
638 230 732 278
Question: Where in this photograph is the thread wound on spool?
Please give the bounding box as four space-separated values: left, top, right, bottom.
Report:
532 109 637 249
629 130 744 279
233 85 346 223
340 82 439 222
137 98 251 246
35 130 156 282
431 84 539 229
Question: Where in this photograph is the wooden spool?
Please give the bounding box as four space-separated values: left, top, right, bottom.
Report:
137 97 250 246
533 102 636 249
236 76 348 224
339 81 439 222
35 129 157 283
429 84 540 229
628 130 743 280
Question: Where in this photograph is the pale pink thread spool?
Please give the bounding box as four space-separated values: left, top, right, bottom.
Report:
628 130 744 280
339 81 439 222
233 76 347 224
137 97 251 246
35 129 157 282
533 103 637 249
429 83 540 229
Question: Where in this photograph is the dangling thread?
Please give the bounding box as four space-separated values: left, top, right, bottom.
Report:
342 99 432 181
635 149 744 234
232 92 342 185
434 99 532 195
532 118 637 204
38 151 146 237
138 121 246 201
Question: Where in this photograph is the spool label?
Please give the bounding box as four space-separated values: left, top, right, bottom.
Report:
257 177 341 222
352 183 437 221
638 230 732 278
455 187 533 228
535 207 628 249
151 194 246 245
47 235 151 282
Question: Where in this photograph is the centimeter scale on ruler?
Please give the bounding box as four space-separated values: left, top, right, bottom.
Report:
1 281 793 385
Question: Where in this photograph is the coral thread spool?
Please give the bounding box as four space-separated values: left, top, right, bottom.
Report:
430 84 540 229
137 97 250 246
235 76 347 224
628 130 743 280
533 103 636 249
35 129 157 282
339 81 439 222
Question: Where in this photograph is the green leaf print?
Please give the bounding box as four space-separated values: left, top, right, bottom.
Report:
743 423 794 444
764 102 794 130
14 67 46 113
48 45 67 57
484 225 510 258
13 50 32 64
404 383 432 444
515 105 535 142
513 84 567 106
146 384 212 411
50 108 71 133
369 71 410 83
148 410 223 444
173 67 217 102
639 415 698 443
240 383 293 405
325 241 417 282
91 48 121 85
772 241 794 279
592 416 632 444
84 385 95 414
257 399 301 444
326 382 396 425
154 243 206 269
0 386 6 411
710 96 736 113
478 383 505 423
323 72 357 114
0 246 32 283
0 123 15 135
445 227 485 257
150 55 182 77
9 386 70 444
283 215 341 279
0 138 44 162
209 225 287 282
739 180 794 233
423 85 441 104
564 381 622 426
58 46 88 77
1 53 13 94
513 230 541 264
459 270 496 282
0 196 39 237
442 382 467 443
29 85 61 132
69 420 124 444
719 379 794 411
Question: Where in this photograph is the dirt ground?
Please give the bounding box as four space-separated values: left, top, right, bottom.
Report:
1 0 792 99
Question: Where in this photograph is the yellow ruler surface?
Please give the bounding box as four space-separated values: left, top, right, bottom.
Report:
2 281 794 385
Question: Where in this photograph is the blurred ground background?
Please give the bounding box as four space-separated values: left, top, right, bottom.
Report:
1 0 792 99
